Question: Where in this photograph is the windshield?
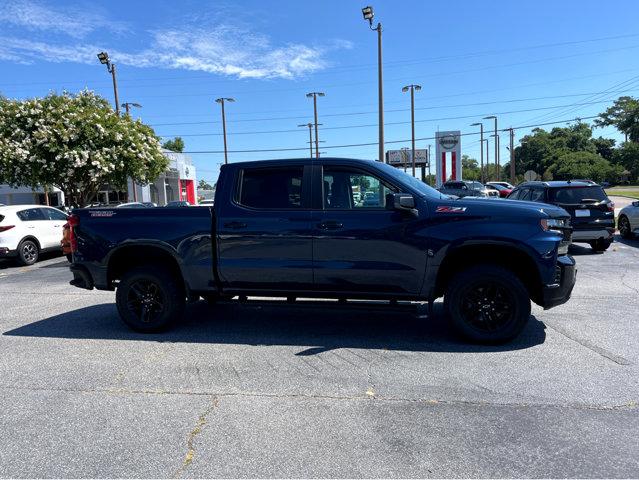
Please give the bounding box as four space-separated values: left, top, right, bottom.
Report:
375 162 444 198
549 186 608 204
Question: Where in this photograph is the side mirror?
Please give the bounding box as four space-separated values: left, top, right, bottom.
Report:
388 193 418 215
633 201 639 207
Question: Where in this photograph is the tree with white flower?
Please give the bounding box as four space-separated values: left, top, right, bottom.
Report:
0 90 168 206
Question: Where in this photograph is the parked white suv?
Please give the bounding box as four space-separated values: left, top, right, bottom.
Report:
0 205 68 265
618 200 639 239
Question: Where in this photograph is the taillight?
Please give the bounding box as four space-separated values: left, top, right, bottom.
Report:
606 201 615 212
0 225 15 232
67 215 79 252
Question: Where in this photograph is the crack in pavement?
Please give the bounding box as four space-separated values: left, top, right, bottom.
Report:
0 384 635 412
544 320 633 366
173 396 219 478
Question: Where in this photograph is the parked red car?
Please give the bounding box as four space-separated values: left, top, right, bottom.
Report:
485 182 512 198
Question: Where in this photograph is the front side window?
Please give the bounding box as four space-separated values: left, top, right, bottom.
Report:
323 168 396 209
17 208 46 221
238 166 303 209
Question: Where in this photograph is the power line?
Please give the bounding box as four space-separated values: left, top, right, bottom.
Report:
150 89 637 129
181 115 599 155
156 99 629 138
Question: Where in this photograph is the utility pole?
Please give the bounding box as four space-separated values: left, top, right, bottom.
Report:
508 127 515 185
97 52 120 115
402 84 421 176
484 115 498 180
306 92 325 158
215 97 235 165
427 144 432 185
362 6 384 162
471 122 484 183
122 102 142 116
298 123 316 158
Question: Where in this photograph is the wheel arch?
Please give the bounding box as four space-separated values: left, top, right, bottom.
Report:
434 243 544 305
18 235 41 250
106 243 188 293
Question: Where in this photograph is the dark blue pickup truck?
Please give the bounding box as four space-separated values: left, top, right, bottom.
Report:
68 158 576 343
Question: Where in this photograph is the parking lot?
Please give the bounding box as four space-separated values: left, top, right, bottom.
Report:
0 234 638 477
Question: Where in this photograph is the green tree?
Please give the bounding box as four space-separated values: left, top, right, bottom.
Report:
549 151 622 183
612 142 639 181
198 179 214 190
592 136 616 160
461 155 480 180
595 96 639 142
162 136 185 152
0 91 168 206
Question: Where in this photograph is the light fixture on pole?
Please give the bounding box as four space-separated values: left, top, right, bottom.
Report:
471 122 484 183
483 115 498 180
306 92 325 158
97 51 120 115
362 5 384 163
215 97 235 165
402 84 421 177
121 102 142 116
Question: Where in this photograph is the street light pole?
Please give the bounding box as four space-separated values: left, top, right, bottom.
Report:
402 84 422 177
427 144 432 185
306 92 325 158
471 122 484 183
362 6 384 162
97 52 120 115
484 115 498 180
215 97 235 165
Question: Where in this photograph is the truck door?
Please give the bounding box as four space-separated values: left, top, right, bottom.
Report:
216 164 314 291
312 165 427 295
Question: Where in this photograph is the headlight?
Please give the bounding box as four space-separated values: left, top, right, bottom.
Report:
540 218 567 232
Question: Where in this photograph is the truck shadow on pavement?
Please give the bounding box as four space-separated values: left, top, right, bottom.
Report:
4 299 546 353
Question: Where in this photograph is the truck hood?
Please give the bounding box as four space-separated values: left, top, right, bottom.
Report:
451 197 569 218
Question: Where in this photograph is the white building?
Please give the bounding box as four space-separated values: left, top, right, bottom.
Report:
0 184 65 206
127 149 197 205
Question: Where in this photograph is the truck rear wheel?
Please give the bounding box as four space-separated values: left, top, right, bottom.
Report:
116 266 185 333
444 265 530 344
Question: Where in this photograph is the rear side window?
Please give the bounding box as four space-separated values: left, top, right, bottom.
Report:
549 186 608 204
530 189 546 202
42 208 67 220
16 208 46 221
238 167 303 209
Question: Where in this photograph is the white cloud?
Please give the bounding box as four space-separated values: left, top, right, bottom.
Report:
0 21 349 79
0 0 127 38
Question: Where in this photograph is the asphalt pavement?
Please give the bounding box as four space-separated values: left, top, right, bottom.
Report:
0 237 638 478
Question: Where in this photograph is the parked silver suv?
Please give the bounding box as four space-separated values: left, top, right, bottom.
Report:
438 181 499 198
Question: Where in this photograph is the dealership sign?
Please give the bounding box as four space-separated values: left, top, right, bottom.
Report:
435 131 462 187
387 149 429 166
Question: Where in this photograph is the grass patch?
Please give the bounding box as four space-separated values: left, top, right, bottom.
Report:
605 186 639 199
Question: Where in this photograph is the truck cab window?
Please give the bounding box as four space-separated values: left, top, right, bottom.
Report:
238 167 303 209
323 168 395 209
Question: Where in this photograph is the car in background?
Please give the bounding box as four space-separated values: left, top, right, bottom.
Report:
166 200 192 207
485 182 512 198
488 181 515 190
618 200 639 239
142 202 158 207
508 180 615 252
198 199 215 206
438 181 499 198
0 204 68 265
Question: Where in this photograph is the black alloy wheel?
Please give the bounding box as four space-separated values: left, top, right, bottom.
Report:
18 240 39 266
618 215 632 239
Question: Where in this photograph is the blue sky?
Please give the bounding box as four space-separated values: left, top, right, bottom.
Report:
1 0 639 183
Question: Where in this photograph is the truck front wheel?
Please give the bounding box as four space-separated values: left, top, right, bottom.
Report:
116 266 185 333
444 265 531 344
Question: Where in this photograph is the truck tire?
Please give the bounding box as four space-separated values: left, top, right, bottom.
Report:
444 265 531 344
116 266 185 333
589 238 612 252
17 239 39 266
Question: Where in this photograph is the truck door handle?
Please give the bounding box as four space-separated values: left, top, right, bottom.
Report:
318 221 343 230
224 221 247 229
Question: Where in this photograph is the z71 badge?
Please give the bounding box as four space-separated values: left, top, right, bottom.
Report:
436 206 467 213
